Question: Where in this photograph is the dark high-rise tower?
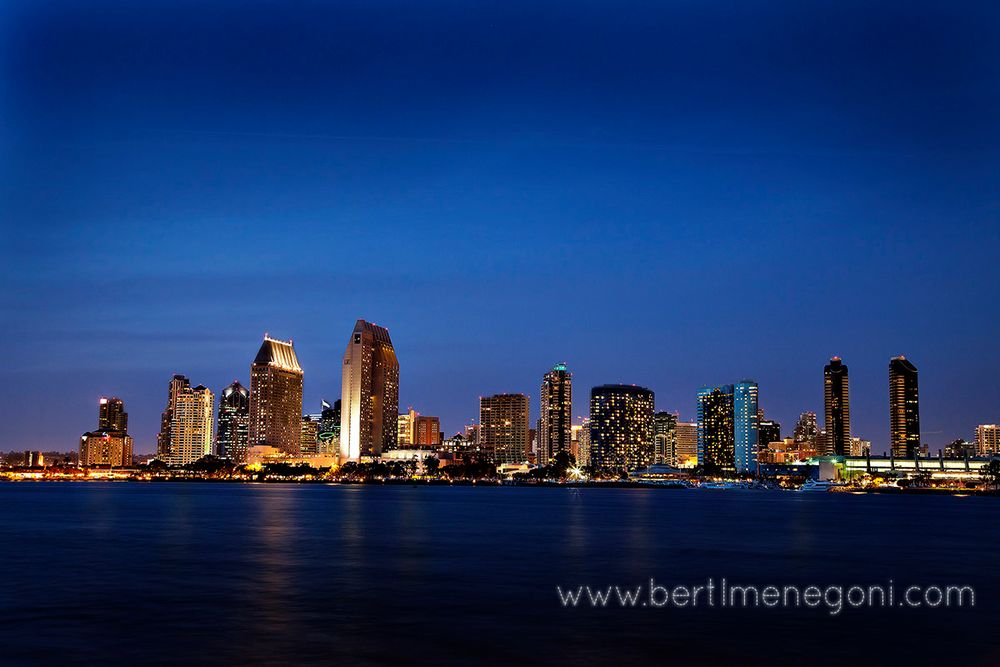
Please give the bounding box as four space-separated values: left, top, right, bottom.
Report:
538 363 572 466
216 380 250 463
654 411 678 466
889 356 920 457
589 385 655 474
249 336 304 456
340 320 399 460
823 357 851 456
758 411 781 452
98 397 128 432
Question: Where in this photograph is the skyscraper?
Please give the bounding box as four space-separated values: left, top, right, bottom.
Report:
574 418 591 467
589 385 655 474
976 425 1000 456
340 320 399 461
216 380 250 463
80 397 133 467
157 375 214 465
300 416 319 455
98 397 128 432
674 421 698 467
792 412 818 447
249 335 304 456
823 357 851 455
653 411 678 466
397 409 441 449
538 363 573 466
758 413 781 453
889 356 920 457
697 381 758 474
318 399 341 455
480 393 530 465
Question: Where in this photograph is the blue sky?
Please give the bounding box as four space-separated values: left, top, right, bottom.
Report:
2 0 999 453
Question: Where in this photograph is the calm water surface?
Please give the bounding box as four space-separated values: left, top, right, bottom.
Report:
1 483 998 666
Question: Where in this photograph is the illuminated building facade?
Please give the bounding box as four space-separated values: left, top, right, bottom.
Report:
589 385 655 473
674 421 698 467
340 320 399 460
889 356 920 457
976 425 999 456
157 375 214 465
538 363 572 466
80 396 133 467
98 397 128 432
480 393 530 465
300 416 319 455
823 357 851 455
249 335 304 456
318 400 340 455
793 412 818 448
654 411 678 466
573 418 591 467
758 415 781 453
397 409 441 449
697 381 758 473
216 380 250 462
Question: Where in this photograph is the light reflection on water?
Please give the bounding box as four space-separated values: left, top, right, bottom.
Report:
0 483 998 665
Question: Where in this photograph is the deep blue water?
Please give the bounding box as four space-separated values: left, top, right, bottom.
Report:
1 483 998 666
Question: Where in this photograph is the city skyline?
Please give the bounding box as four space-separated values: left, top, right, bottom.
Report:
6 329 998 456
3 3 999 455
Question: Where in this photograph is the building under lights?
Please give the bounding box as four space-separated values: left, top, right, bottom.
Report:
538 363 573 466
216 380 250 463
589 385 655 474
653 411 678 466
823 357 852 455
674 420 698 467
480 393 530 465
889 356 920 458
249 335 304 456
156 375 214 465
977 425 1000 456
696 381 758 474
80 397 134 467
340 319 400 461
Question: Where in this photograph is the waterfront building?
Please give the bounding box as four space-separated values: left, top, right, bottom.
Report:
398 408 441 449
300 416 320 455
674 421 698 467
823 357 851 455
850 436 872 457
654 411 678 466
976 425 999 456
340 320 399 461
538 363 573 466
758 414 781 458
589 385 655 474
574 417 591 467
157 375 214 465
697 381 758 474
80 397 134 467
249 335 304 456
889 356 920 458
216 380 250 463
480 393 530 465
792 412 818 448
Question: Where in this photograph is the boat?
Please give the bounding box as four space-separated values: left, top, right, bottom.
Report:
799 479 840 492
700 481 742 490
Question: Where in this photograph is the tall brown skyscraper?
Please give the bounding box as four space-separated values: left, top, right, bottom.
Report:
480 393 530 465
249 335 304 456
340 320 399 461
538 363 572 465
889 355 920 457
823 357 851 455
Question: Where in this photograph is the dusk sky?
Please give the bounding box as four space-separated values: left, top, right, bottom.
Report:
2 0 999 454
